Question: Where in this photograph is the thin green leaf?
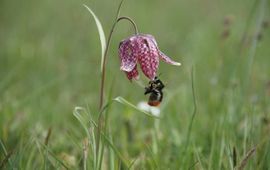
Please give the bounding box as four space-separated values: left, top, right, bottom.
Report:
101 133 130 168
83 4 106 72
73 107 97 169
0 150 13 169
109 134 115 170
73 107 91 140
38 140 69 169
84 112 131 168
114 96 160 118
0 139 13 168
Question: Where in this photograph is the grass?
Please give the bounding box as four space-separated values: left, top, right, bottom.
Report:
1 0 270 169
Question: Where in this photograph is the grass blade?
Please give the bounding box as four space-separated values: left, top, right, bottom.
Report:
238 146 256 170
38 140 69 169
86 115 131 168
114 96 160 118
101 133 130 168
233 146 237 168
73 106 97 169
0 150 13 169
73 107 91 140
184 67 197 152
83 4 106 72
0 139 13 168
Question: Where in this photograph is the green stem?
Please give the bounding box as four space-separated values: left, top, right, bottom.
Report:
181 66 197 168
98 16 138 111
96 14 139 166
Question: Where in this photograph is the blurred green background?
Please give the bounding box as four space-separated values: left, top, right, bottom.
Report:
1 0 270 169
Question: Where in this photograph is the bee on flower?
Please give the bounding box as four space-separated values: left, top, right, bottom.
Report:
118 34 180 106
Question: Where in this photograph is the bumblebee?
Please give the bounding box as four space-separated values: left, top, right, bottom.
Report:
144 76 165 106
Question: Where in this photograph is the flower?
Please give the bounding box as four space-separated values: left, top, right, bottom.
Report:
118 34 181 80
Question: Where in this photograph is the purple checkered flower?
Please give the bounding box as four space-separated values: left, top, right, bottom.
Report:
119 34 181 80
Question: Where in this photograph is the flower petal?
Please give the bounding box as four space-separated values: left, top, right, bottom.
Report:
125 65 139 80
119 39 138 72
145 34 181 66
159 51 181 66
138 36 159 80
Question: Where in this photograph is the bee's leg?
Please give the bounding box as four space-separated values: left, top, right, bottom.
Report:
159 90 163 102
156 79 165 90
144 87 152 95
160 81 165 89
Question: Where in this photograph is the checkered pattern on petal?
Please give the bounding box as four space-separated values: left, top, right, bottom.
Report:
125 65 139 80
144 34 158 46
119 39 138 72
137 36 159 80
118 34 181 81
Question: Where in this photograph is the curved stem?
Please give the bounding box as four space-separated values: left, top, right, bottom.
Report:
99 16 138 110
117 16 138 35
96 15 139 161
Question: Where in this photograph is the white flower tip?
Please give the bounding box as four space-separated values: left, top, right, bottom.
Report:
174 62 181 66
120 66 132 72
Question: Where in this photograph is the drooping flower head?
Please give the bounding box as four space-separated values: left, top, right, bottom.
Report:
119 34 181 80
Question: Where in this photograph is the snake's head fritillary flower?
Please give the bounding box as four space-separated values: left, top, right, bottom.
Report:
119 34 181 80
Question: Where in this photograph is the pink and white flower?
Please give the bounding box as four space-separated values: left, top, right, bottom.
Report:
119 34 181 80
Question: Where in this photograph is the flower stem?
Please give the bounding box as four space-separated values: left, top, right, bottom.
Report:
96 14 139 163
117 16 138 35
99 16 138 110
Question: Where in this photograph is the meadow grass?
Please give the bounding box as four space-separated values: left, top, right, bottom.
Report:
1 0 270 169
